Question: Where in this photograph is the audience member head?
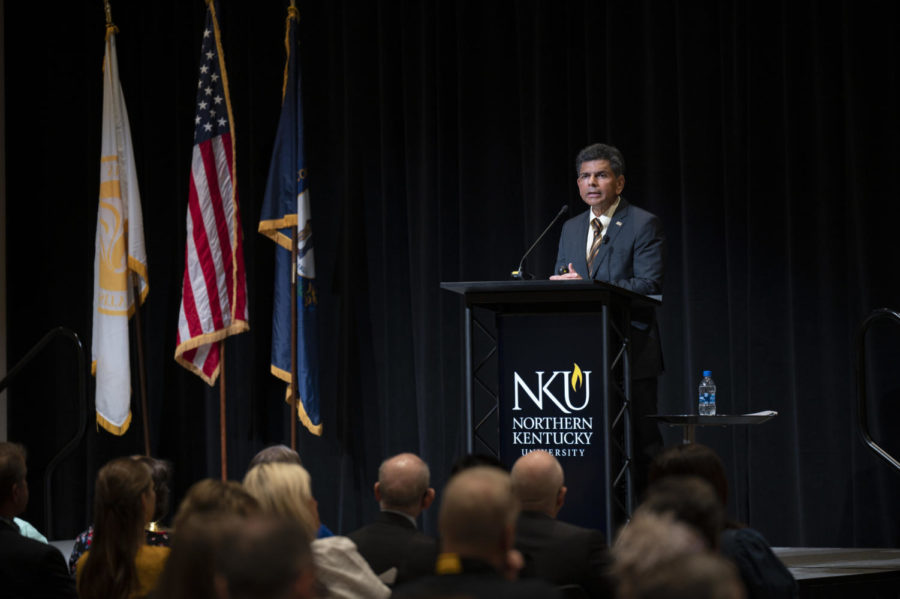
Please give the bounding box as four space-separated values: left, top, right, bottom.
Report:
375 453 435 517
439 466 520 572
630 552 746 599
510 450 566 517
172 478 260 532
611 511 708 599
649 443 729 506
153 513 242 599
0 442 28 518
92 456 154 538
155 480 260 599
132 455 173 524
243 462 318 538
639 476 724 551
216 516 316 599
79 457 154 599
249 444 302 469
449 452 505 476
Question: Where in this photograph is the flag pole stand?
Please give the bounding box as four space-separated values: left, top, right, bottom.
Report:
132 274 150 456
219 340 227 480
290 227 299 451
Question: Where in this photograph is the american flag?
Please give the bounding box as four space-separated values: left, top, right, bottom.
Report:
175 2 248 385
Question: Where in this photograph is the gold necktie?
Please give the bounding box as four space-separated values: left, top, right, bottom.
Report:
586 218 603 273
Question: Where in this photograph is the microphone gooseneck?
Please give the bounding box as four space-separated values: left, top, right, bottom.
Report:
512 204 569 280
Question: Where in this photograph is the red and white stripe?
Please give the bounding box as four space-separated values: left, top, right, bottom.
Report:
175 133 248 384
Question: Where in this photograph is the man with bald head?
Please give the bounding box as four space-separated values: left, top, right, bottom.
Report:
347 452 437 584
511 450 613 598
392 466 560 598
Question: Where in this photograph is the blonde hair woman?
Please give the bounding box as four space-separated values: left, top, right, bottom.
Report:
243 463 389 599
243 463 317 536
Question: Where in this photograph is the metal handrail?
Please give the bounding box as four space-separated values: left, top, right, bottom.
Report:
855 308 900 475
0 326 88 538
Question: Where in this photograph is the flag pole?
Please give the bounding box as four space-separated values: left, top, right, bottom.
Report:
132 274 151 456
219 340 227 480
111 0 149 455
289 0 300 452
290 227 299 451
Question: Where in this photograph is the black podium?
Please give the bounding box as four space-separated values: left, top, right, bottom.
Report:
441 280 661 535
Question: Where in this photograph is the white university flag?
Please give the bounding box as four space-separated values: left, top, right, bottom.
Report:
90 27 148 435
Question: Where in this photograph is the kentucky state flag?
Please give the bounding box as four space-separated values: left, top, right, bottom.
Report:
258 5 321 435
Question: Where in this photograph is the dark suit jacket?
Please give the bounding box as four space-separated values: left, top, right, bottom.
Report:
720 527 798 599
554 199 664 295
0 518 77 599
391 556 561 599
514 511 613 599
554 199 665 378
347 511 438 584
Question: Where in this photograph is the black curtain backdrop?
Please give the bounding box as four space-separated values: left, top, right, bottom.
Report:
4 0 899 546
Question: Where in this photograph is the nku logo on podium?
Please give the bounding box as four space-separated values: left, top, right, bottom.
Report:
509 363 594 456
513 363 592 414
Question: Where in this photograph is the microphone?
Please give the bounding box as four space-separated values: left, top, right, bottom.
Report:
511 205 569 280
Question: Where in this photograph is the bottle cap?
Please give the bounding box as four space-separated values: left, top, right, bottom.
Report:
702 370 712 377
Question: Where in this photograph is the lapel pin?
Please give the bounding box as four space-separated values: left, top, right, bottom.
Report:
616 221 623 226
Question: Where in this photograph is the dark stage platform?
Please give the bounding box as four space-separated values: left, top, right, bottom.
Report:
775 547 900 599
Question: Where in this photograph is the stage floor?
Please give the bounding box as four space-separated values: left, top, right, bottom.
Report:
775 547 900 598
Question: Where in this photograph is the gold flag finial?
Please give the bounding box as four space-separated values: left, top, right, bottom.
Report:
282 1 300 101
103 0 119 39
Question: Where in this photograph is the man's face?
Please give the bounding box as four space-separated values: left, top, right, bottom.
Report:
577 159 625 215
14 469 29 515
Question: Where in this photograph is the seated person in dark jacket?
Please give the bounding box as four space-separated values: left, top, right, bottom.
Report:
0 442 76 599
392 466 561 599
649 443 797 599
347 452 438 584
509 450 613 598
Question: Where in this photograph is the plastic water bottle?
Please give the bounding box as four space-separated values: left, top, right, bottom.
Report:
699 371 716 415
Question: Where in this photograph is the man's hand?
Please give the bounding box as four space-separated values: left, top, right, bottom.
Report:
549 263 583 280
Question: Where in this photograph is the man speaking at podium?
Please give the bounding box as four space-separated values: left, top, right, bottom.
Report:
550 142 664 494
